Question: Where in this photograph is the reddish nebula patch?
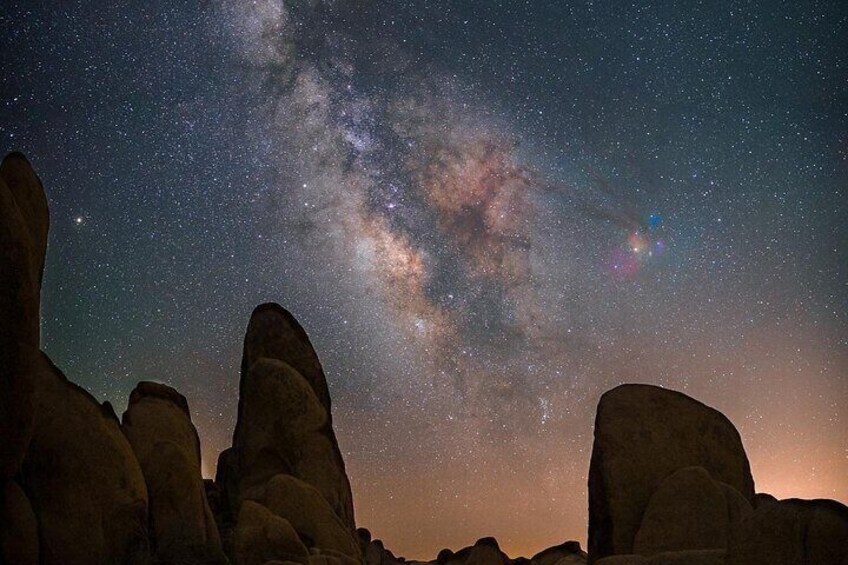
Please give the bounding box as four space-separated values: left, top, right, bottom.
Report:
414 138 534 285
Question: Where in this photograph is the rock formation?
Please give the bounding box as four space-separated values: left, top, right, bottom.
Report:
631 466 752 556
586 383 848 564
214 303 359 564
1 153 151 565
0 151 48 565
529 541 586 565
21 354 151 564
122 381 227 563
587 384 754 562
726 498 848 565
431 537 586 565
222 303 355 530
232 500 310 565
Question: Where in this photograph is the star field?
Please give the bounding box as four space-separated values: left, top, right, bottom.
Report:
2 0 846 558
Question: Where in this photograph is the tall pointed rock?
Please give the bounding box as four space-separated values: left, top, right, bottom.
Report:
219 303 355 529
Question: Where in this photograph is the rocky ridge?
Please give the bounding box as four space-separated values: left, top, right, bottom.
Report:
1 153 845 564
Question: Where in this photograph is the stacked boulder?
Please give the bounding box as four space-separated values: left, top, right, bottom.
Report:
122 381 227 563
587 383 848 565
215 303 360 565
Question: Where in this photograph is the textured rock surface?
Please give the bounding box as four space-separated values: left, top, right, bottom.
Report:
122 381 226 563
726 498 848 565
0 152 48 482
229 358 328 501
233 500 311 565
228 356 354 531
21 353 150 565
240 303 332 414
588 384 754 562
0 480 39 565
229 303 355 529
258 473 360 559
632 466 751 555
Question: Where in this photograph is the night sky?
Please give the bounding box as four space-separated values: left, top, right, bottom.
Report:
2 0 847 558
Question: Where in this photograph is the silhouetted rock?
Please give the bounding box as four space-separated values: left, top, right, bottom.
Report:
122 381 226 563
356 528 372 555
632 466 752 555
725 498 848 565
752 492 778 509
364 539 385 565
436 549 454 565
21 353 150 564
433 538 512 565
465 538 508 565
530 540 586 565
228 304 354 529
233 500 310 565
587 384 754 562
364 538 406 565
0 152 48 482
1 480 38 565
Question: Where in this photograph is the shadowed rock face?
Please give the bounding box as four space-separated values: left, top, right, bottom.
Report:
1 480 38 565
233 500 311 565
22 353 150 565
258 474 360 559
586 384 848 565
632 466 752 556
726 498 848 565
122 381 226 563
587 384 754 562
0 153 48 483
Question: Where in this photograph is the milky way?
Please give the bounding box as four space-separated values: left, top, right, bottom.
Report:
3 0 847 558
